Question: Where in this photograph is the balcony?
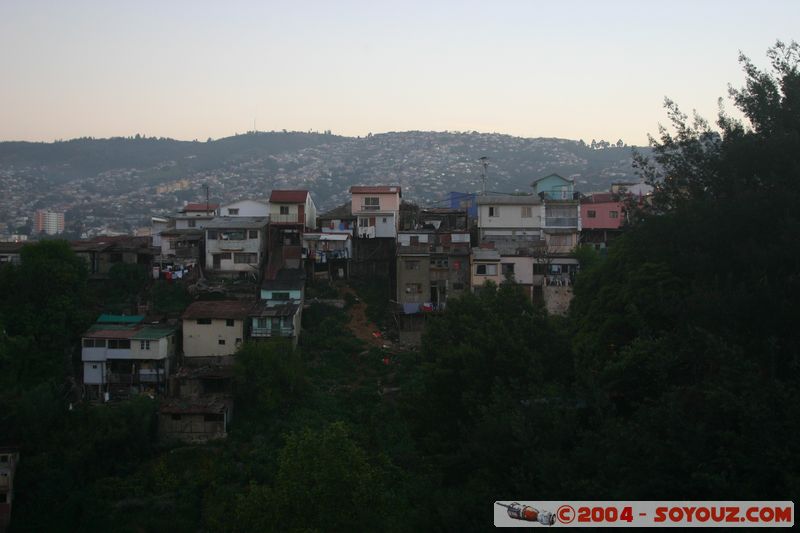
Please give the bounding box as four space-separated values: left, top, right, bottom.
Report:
360 204 381 211
251 326 294 338
545 217 578 228
356 227 376 238
270 213 304 224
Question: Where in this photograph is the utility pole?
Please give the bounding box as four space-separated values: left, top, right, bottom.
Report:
203 184 210 213
479 156 489 195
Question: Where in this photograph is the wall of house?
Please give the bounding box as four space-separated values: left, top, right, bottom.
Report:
397 255 430 303
222 200 269 217
130 335 174 359
478 204 542 232
260 288 303 303
83 361 106 384
580 202 623 229
544 231 579 254
351 192 401 215
500 256 534 285
470 260 502 289
183 319 244 358
533 175 573 198
206 231 264 272
158 412 227 443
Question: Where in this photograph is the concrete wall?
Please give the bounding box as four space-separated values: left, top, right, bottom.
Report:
478 204 542 233
581 201 623 229
351 192 401 214
159 412 226 443
471 260 502 288
183 319 245 358
222 200 269 217
397 256 431 303
500 256 534 285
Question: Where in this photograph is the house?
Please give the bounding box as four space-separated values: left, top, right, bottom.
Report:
531 173 580 261
157 228 203 264
302 232 352 280
71 236 155 278
179 203 219 217
580 192 625 249
268 190 316 230
159 396 231 443
395 230 471 345
150 216 169 248
349 185 402 239
491 236 548 302
181 300 252 363
81 315 177 400
248 301 302 347
0 447 19 532
221 199 269 217
532 173 576 200
449 191 478 219
204 217 268 277
470 245 502 290
317 202 355 235
476 194 542 239
0 243 23 266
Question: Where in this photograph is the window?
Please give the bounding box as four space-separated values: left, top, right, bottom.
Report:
587 210 597 218
534 263 546 275
108 339 131 350
83 338 106 348
549 234 571 246
521 206 532 218
228 208 239 215
222 230 245 240
226 319 235 327
405 283 422 294
382 217 388 223
0 454 8 463
476 264 497 276
502 263 515 275
363 197 380 209
207 230 217 240
610 210 619 219
248 230 258 239
218 339 226 345
410 235 419 245
358 217 370 227
196 318 212 325
188 219 196 228
272 292 290 300
405 260 420 270
234 253 257 264
488 206 499 217
92 364 98 369
280 206 290 215
140 340 151 350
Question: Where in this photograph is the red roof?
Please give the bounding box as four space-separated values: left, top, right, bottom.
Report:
182 300 254 320
270 190 309 203
181 203 219 212
349 185 402 196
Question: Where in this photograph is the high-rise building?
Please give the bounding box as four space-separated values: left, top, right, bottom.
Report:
34 210 65 235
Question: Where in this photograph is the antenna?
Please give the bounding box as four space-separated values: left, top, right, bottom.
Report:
479 156 489 195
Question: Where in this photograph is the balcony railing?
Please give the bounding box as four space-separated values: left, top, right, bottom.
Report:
360 204 381 211
270 213 304 224
544 217 578 227
251 327 294 337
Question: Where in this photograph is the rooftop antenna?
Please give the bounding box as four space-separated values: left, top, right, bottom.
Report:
479 156 489 195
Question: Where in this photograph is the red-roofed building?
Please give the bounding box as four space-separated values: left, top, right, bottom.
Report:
349 185 402 238
180 203 219 215
268 190 316 230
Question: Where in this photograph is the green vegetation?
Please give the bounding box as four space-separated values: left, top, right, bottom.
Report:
1 42 798 531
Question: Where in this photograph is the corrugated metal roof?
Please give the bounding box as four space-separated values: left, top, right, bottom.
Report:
132 327 176 340
96 314 145 324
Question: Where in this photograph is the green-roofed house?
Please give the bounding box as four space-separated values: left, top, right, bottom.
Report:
82 319 177 401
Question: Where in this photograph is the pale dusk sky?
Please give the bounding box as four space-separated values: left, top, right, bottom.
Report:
1 0 798 145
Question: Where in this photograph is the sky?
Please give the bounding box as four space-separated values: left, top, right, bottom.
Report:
1 0 798 145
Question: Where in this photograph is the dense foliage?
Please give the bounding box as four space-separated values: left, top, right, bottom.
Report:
2 42 798 531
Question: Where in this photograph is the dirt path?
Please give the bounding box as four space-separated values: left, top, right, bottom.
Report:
339 285 384 347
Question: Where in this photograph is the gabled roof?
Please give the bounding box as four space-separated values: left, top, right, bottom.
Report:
182 300 254 320
531 173 573 186
270 190 309 203
349 185 402 196
181 203 219 212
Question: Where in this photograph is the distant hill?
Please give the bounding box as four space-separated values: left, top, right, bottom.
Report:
0 131 648 233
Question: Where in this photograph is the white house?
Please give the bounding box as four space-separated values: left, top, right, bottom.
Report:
268 190 317 230
182 300 253 360
204 217 268 276
349 185 402 239
221 199 269 217
476 194 543 239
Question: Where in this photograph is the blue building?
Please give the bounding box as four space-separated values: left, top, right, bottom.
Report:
448 191 478 219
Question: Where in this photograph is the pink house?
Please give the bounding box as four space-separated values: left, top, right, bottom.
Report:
349 185 402 238
581 193 624 230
